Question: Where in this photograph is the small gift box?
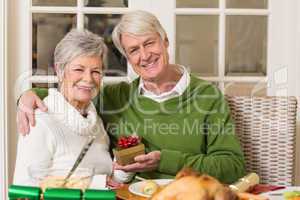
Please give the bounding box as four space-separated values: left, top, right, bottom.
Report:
113 135 145 165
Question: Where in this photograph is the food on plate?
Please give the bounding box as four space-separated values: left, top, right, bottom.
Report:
230 173 260 193
142 180 159 195
238 192 269 200
39 176 91 191
284 191 300 200
151 168 238 200
151 168 267 200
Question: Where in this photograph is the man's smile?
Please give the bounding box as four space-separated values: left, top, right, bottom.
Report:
141 57 159 69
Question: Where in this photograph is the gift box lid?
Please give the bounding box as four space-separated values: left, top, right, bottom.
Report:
83 189 116 200
113 143 145 156
9 185 41 200
43 188 82 200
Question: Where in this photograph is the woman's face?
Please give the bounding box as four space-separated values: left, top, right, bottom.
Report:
59 55 103 108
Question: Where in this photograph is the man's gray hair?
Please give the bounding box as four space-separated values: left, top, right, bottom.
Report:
112 10 167 57
54 29 107 77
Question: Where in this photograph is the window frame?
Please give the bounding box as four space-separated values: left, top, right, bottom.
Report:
28 0 135 88
173 0 269 93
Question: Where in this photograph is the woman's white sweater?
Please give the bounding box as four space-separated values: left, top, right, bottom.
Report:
14 89 113 185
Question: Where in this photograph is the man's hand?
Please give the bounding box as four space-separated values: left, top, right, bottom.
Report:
114 151 161 172
17 90 48 135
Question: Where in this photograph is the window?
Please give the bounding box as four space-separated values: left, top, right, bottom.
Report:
26 0 280 97
30 0 130 89
175 0 268 96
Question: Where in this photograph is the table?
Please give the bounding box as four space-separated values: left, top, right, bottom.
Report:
116 185 300 200
262 186 300 200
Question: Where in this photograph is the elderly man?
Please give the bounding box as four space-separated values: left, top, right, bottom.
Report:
17 10 245 184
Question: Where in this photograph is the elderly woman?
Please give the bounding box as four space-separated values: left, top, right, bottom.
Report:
13 29 126 186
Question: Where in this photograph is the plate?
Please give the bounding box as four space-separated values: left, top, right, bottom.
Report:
261 186 300 200
128 179 173 198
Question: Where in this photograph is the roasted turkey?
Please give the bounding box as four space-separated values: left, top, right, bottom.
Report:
151 168 267 200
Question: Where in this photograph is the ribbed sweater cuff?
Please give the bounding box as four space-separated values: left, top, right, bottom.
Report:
158 149 183 175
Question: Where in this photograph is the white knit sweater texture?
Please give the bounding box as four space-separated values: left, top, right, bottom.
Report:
14 88 113 185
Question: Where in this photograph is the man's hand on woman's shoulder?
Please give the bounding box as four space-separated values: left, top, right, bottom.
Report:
17 90 48 135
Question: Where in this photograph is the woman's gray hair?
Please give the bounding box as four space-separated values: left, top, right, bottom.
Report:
54 29 107 78
112 10 167 57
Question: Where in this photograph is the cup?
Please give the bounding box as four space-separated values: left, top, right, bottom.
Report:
28 164 94 191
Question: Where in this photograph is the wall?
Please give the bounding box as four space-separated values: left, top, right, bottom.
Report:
294 0 300 185
7 0 25 185
283 0 300 185
0 0 8 199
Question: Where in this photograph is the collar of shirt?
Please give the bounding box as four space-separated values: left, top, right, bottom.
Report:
137 65 190 103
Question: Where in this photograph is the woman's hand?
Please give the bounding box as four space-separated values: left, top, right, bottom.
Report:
17 90 47 135
114 151 161 173
106 175 124 189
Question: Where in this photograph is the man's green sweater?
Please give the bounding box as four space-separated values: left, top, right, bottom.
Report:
34 74 245 184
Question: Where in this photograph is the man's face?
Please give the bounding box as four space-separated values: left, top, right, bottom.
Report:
120 32 169 81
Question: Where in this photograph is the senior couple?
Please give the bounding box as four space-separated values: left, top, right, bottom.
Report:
14 10 245 187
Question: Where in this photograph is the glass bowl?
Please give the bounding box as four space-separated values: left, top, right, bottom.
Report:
28 165 94 191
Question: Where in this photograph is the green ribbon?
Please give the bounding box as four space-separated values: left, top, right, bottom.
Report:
9 185 41 200
83 189 116 200
43 188 82 200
